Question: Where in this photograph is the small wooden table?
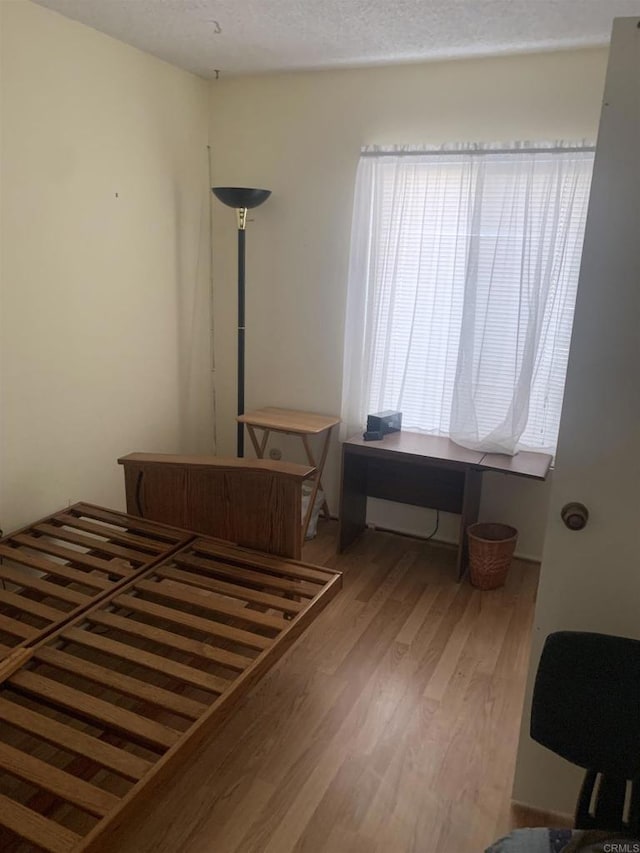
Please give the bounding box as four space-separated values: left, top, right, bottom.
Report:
339 431 552 580
238 407 340 542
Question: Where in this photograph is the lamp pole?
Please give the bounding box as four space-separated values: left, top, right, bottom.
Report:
236 209 247 457
211 187 271 457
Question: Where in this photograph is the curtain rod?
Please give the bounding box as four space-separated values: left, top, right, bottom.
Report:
361 146 596 158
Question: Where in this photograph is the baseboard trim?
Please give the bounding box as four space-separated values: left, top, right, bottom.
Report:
509 799 574 829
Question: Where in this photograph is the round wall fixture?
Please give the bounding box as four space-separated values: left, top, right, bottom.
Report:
561 502 589 531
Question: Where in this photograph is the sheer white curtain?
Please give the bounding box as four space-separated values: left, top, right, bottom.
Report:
341 142 594 454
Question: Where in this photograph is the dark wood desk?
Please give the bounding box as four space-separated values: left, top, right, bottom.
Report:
339 432 552 579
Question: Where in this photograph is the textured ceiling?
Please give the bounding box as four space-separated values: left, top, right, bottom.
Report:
33 0 640 78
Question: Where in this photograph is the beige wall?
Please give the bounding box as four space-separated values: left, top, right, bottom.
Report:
0 0 212 531
208 49 608 558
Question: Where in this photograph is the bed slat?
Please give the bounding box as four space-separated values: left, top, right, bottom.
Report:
71 505 179 544
54 515 165 555
0 792 82 853
0 696 151 780
0 589 63 622
0 544 111 591
134 578 286 631
112 593 271 651
0 613 39 639
10 533 130 576
34 646 209 720
86 610 253 671
59 629 228 696
0 740 119 817
156 564 305 614
191 537 332 583
9 670 180 750
34 523 149 566
0 564 89 606
174 551 317 597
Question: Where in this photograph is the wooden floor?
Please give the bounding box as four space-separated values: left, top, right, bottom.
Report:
103 522 540 853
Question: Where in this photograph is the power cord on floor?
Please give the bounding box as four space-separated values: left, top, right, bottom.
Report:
425 510 440 541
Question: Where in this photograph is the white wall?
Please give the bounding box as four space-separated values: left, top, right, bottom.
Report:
0 0 212 532
208 49 608 559
513 18 640 814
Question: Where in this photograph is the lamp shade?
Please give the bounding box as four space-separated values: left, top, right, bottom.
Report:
211 187 271 209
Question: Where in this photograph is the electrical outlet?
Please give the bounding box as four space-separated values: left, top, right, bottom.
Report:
269 448 282 461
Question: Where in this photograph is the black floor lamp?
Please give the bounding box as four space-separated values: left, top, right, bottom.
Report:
211 186 271 457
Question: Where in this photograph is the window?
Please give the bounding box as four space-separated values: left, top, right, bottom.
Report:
341 142 594 455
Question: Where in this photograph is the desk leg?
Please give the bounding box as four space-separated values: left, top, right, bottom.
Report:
301 428 334 522
246 425 270 458
338 448 368 552
457 468 482 581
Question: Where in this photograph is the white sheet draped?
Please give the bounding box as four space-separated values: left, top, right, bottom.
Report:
341 142 594 454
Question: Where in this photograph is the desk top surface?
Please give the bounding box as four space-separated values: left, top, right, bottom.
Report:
480 448 552 479
344 431 552 480
346 431 484 465
238 407 340 434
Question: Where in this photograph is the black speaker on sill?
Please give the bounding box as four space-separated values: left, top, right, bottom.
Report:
363 410 402 441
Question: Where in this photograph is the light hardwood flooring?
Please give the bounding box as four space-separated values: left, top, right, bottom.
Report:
104 522 542 853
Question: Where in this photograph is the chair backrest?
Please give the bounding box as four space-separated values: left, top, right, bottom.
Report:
118 452 315 560
531 631 640 833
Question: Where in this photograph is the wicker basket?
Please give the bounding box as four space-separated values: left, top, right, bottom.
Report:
467 522 518 590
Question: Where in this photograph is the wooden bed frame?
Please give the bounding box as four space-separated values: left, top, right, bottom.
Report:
0 505 341 852
119 453 316 560
0 503 192 661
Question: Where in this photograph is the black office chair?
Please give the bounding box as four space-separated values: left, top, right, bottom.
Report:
531 631 640 835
